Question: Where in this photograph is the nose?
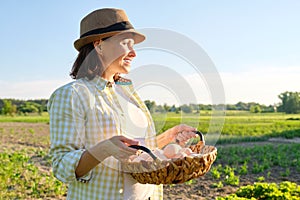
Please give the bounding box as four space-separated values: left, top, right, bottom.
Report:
128 48 136 58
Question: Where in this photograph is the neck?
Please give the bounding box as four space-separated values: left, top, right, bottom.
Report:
101 72 114 83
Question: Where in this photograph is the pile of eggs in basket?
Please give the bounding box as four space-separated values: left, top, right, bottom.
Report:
129 143 201 162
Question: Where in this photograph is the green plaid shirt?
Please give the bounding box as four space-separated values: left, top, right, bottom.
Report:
48 76 163 200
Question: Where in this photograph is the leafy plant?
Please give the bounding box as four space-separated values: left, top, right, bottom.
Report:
211 164 222 179
217 181 300 200
238 162 248 175
0 151 67 198
256 176 265 182
185 179 196 185
280 168 291 177
252 161 265 174
212 181 224 188
224 171 239 186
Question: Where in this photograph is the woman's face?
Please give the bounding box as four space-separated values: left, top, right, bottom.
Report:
99 34 136 76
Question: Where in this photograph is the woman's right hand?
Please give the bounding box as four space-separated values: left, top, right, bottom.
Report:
76 136 139 178
88 135 139 162
105 135 140 160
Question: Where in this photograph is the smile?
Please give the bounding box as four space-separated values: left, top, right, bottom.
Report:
123 58 132 65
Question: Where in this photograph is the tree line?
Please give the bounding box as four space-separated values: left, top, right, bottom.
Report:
0 99 48 116
0 91 299 116
146 91 300 114
144 100 276 114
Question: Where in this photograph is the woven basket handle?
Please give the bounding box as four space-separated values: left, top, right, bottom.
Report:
195 131 205 142
194 130 205 147
129 145 159 161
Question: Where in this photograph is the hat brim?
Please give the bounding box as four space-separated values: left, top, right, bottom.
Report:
74 29 145 51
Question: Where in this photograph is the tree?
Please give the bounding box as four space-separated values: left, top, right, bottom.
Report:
18 102 40 114
278 91 300 114
236 101 248 110
169 105 178 112
144 100 156 113
155 105 164 113
163 103 170 112
180 104 192 113
1 100 17 116
189 104 200 113
250 105 261 113
226 104 238 110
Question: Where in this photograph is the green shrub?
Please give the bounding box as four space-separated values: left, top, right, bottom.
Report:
217 181 300 200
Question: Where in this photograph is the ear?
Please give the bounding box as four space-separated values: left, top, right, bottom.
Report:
93 40 101 47
93 40 102 54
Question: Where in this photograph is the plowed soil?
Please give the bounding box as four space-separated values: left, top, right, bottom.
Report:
1 122 299 200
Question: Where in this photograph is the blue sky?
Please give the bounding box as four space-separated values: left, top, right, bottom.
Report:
0 1 299 105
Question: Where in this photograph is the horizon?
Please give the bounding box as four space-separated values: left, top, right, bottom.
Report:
0 96 285 107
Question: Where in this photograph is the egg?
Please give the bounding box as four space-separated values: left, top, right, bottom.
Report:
153 148 168 160
163 143 182 158
129 154 138 161
179 148 193 155
139 152 152 161
174 152 187 159
132 156 144 162
131 152 151 162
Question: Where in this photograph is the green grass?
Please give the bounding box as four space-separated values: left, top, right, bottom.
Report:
1 111 300 144
0 112 49 123
152 111 300 144
215 143 300 170
1 111 300 143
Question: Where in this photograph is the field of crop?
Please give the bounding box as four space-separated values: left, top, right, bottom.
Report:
153 111 300 145
0 111 300 199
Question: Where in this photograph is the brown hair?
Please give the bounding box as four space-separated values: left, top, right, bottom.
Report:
70 43 103 80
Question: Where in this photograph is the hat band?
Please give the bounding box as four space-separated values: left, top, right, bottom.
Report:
80 21 134 38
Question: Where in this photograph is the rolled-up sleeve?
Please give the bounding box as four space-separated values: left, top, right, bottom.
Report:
48 85 91 184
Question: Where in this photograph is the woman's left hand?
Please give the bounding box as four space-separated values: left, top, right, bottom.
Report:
167 124 197 147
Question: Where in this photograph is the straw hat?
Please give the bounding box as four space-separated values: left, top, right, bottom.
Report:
74 8 145 51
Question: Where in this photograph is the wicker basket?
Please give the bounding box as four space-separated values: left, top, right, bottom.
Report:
122 140 217 185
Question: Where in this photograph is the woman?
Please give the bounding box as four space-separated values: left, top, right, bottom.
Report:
48 8 197 200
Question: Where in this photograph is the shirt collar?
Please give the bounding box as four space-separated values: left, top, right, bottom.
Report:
87 75 132 91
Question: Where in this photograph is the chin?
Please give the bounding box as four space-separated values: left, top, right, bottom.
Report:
122 66 131 74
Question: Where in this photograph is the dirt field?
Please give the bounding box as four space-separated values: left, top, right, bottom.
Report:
1 122 299 200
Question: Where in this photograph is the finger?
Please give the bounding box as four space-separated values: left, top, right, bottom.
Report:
178 131 195 140
124 146 139 154
175 124 197 133
185 131 197 138
110 136 138 154
119 136 140 146
176 134 185 141
176 132 187 141
179 141 186 146
176 132 197 146
114 146 137 159
177 139 187 147
116 142 138 154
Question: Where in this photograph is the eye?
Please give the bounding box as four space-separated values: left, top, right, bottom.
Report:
121 38 135 47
